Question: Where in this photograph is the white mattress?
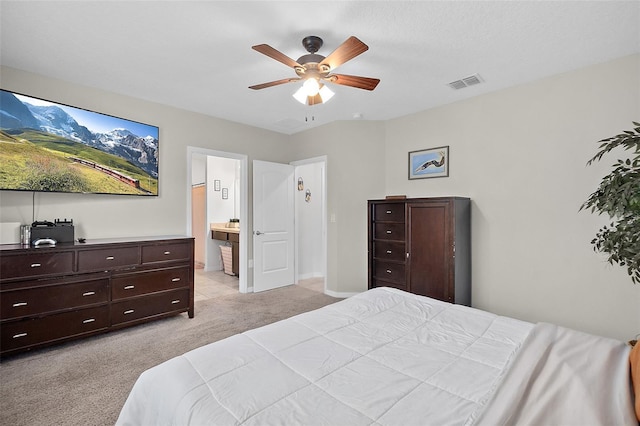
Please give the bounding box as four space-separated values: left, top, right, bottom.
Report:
117 287 535 425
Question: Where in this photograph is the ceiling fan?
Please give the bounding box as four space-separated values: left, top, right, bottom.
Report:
249 35 380 105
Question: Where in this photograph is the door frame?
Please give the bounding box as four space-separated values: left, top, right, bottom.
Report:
186 146 249 293
291 156 327 293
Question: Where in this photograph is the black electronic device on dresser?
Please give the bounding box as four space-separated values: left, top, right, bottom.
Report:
0 236 195 357
30 219 75 245
367 197 471 305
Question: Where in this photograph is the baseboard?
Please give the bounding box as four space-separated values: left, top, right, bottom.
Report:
298 272 323 280
325 289 361 299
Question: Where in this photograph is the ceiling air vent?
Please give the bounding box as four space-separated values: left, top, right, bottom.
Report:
448 73 483 90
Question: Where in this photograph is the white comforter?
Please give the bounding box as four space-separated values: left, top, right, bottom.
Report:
117 287 635 425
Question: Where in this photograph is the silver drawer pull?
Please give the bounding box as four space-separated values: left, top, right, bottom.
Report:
171 278 181 282
386 230 392 234
82 291 96 296
106 256 115 260
386 250 392 254
13 333 27 339
13 302 28 307
124 309 135 315
124 285 135 290
31 263 41 268
386 269 392 274
83 318 96 324
171 300 180 304
164 251 171 255
386 210 392 214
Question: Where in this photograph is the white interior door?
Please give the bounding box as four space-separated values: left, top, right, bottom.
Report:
253 160 295 292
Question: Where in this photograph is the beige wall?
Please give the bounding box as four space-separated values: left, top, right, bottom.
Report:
384 54 640 340
0 66 289 294
289 121 386 295
2 55 639 340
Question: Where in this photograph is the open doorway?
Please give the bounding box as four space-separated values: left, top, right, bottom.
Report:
186 147 248 293
292 156 327 294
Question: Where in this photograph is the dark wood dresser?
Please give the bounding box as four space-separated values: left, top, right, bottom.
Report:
368 197 471 305
0 236 194 357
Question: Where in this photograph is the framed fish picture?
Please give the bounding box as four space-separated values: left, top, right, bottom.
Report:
408 146 449 179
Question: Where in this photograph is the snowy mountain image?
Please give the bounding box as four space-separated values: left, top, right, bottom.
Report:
0 90 158 178
0 90 159 195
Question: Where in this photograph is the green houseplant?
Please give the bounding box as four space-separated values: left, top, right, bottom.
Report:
581 122 640 283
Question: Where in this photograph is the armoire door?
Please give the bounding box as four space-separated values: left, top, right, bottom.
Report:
407 200 452 301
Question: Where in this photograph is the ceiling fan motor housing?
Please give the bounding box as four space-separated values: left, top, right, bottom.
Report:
302 35 323 53
297 36 328 76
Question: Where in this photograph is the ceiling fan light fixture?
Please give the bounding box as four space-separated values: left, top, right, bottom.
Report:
293 86 308 104
303 78 320 96
319 84 334 102
293 80 334 105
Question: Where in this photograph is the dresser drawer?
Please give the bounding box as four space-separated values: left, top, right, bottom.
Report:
0 251 74 280
374 223 405 241
373 260 406 285
111 266 190 300
1 305 109 353
374 203 405 222
1 278 109 320
77 246 139 271
111 288 190 325
373 241 406 262
142 242 191 264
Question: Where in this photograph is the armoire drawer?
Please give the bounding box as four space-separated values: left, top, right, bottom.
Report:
141 242 191 264
373 261 406 284
111 266 190 300
0 251 74 280
373 241 406 262
373 223 405 241
111 289 190 325
1 278 109 320
1 305 109 353
374 203 405 222
77 246 139 272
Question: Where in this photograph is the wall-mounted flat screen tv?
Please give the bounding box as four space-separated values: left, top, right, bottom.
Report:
0 89 159 196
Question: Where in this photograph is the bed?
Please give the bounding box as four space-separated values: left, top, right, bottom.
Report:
117 287 639 425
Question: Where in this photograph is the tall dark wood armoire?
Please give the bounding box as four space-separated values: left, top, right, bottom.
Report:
367 197 471 305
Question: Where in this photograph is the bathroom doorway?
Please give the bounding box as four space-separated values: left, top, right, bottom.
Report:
186 147 248 293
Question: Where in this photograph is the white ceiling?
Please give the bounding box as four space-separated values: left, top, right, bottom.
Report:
1 1 639 135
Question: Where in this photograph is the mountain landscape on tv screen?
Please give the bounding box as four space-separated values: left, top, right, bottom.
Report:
0 90 158 195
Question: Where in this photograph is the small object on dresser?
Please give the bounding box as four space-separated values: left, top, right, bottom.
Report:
33 238 57 247
20 225 30 245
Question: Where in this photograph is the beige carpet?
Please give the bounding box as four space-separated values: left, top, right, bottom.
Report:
0 285 338 426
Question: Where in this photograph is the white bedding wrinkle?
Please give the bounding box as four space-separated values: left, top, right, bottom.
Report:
117 287 536 425
476 322 637 425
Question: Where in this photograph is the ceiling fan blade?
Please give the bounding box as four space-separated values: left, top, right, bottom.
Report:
307 93 323 106
319 36 369 71
252 44 301 68
327 74 380 91
249 78 300 90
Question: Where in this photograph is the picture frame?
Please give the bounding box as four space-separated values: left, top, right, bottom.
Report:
214 180 221 191
408 146 449 179
222 188 228 199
